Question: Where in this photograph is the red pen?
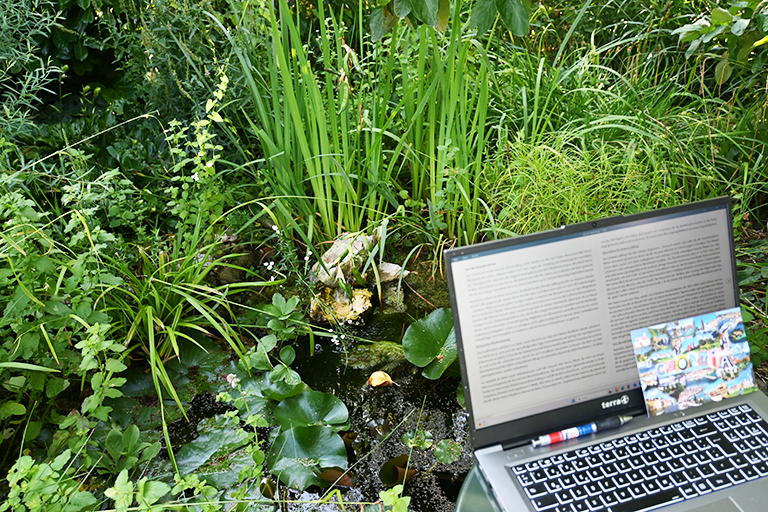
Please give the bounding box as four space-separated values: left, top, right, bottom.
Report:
531 415 633 447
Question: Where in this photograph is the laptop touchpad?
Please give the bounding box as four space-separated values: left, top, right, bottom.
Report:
692 497 743 512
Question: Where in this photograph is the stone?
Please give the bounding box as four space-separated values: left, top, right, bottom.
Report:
309 286 373 324
312 233 374 287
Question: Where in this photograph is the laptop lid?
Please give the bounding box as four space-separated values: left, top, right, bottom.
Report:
445 197 739 450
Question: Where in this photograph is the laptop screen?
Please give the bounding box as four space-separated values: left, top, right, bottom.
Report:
445 198 739 448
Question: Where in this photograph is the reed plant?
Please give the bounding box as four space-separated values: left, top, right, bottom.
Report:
103 214 278 416
208 0 497 246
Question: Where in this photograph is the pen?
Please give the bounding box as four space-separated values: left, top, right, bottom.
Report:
531 415 633 448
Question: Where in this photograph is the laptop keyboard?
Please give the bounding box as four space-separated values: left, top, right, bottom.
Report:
511 404 768 512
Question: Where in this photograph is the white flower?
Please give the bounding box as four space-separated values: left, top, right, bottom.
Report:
225 373 240 388
191 172 199 182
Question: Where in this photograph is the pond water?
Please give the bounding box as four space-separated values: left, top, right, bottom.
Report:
109 303 472 512
290 312 473 512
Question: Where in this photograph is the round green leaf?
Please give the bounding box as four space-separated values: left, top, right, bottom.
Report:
402 308 454 367
0 401 26 418
422 328 457 380
435 439 462 464
280 345 296 366
273 391 349 431
403 308 457 378
266 426 348 490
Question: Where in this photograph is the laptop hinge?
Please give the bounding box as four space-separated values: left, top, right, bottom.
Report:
476 444 503 456
501 439 530 451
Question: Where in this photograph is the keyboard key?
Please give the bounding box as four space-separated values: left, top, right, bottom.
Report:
697 464 715 478
712 458 734 474
524 483 548 498
615 459 631 472
614 487 631 502
693 480 711 495
727 469 746 484
531 493 559 511
613 474 630 488
643 480 660 494
585 496 603 511
599 478 616 492
741 466 759 480
571 501 589 512
545 479 562 493
600 492 618 507
571 486 587 500
657 475 674 490
680 484 699 498
655 461 671 476
555 490 573 504
584 482 601 496
707 474 732 491
683 468 701 482
600 463 618 478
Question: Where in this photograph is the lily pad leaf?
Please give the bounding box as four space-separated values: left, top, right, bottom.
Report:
273 391 349 431
422 328 458 379
402 308 457 379
435 439 462 464
175 415 249 475
266 426 348 490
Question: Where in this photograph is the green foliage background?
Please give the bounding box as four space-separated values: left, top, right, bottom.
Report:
1 0 767 509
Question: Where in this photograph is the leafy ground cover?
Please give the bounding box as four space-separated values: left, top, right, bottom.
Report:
1 0 768 510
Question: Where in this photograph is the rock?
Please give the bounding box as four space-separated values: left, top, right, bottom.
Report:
310 287 373 324
312 233 374 287
374 262 409 284
380 282 406 314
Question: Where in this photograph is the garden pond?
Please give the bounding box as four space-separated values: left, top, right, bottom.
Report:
101 276 472 512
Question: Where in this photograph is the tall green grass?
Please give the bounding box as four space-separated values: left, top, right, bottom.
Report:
208 0 496 246
478 1 768 236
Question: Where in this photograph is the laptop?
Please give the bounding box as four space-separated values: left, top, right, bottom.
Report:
445 197 768 512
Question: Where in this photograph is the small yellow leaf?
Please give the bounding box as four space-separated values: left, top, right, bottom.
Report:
368 371 393 387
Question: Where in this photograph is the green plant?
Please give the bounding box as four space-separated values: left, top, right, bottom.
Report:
370 0 536 41
379 484 411 512
103 216 276 419
673 0 768 85
402 308 459 379
0 0 60 139
254 293 308 344
86 424 161 477
164 72 231 236
1 449 98 512
0 168 124 462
